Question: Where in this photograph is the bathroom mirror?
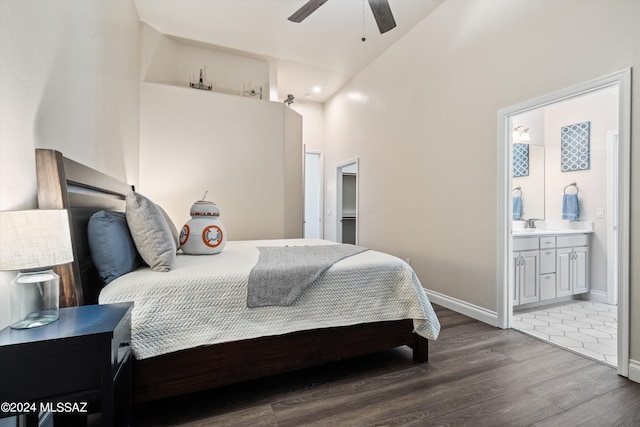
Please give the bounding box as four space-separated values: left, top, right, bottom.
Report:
513 144 545 220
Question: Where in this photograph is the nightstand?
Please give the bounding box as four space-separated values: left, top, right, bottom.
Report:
0 302 133 426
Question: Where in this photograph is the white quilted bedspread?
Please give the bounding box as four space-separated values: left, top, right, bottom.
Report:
99 239 441 360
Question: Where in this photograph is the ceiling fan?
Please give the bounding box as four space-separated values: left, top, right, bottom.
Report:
288 0 397 34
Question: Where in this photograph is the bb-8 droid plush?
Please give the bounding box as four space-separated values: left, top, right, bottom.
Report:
179 197 226 255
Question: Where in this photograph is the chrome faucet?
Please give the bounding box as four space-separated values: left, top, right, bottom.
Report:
527 218 541 228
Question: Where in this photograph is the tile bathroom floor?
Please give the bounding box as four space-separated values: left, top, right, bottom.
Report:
513 300 617 366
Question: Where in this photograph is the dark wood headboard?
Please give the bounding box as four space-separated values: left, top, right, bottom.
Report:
35 149 134 307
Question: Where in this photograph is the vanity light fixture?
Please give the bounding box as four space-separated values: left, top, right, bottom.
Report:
513 125 531 142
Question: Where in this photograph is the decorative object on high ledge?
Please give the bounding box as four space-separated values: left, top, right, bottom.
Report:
284 94 295 106
190 68 213 91
561 121 590 172
512 125 531 143
243 84 263 99
0 209 74 329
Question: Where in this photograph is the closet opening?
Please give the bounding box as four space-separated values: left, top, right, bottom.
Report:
336 159 358 245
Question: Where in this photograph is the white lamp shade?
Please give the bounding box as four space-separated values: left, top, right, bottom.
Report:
0 210 74 271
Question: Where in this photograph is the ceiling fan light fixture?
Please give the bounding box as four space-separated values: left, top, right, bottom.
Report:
288 0 396 34
288 0 328 23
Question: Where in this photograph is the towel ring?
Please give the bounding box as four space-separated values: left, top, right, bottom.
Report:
564 183 579 195
513 187 522 197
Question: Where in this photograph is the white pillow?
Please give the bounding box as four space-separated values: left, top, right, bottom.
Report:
126 191 176 272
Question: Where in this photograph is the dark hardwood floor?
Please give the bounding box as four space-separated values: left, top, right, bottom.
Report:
131 305 640 426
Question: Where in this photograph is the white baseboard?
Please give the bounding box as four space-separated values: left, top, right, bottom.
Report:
629 359 640 384
585 290 609 304
426 290 499 327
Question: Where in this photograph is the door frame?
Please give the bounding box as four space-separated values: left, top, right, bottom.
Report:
606 130 619 306
336 158 359 244
496 68 631 376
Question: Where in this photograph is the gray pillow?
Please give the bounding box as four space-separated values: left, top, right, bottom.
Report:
156 204 180 249
126 191 177 272
88 211 141 283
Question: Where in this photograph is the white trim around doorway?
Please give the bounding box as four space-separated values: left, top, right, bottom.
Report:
496 68 631 377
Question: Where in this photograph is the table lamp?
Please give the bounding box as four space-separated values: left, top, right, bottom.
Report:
0 210 74 329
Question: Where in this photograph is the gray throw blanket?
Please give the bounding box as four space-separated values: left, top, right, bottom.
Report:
247 244 368 308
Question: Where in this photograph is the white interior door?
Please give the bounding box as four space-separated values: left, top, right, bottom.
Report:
304 152 322 239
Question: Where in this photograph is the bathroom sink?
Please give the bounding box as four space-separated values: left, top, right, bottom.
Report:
513 228 593 236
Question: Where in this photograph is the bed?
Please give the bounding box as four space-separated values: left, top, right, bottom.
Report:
35 148 440 404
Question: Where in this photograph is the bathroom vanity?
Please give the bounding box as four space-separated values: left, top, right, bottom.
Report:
513 228 592 308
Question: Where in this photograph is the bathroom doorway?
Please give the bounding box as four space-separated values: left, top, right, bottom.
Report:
497 69 631 376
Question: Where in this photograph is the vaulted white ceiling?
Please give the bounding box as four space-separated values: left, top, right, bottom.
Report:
134 0 444 103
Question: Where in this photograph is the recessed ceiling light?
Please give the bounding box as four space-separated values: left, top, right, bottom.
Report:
312 86 322 94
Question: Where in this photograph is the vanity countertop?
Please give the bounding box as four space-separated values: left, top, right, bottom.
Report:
513 228 594 237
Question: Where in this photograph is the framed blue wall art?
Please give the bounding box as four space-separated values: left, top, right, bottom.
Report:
513 143 529 177
560 121 590 172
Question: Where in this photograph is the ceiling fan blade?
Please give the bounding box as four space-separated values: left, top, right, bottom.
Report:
368 0 397 33
288 0 329 23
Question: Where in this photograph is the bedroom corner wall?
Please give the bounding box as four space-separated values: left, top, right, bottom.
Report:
0 0 140 328
322 0 640 364
138 82 303 240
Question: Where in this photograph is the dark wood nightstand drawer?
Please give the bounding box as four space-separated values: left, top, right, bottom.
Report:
0 337 103 400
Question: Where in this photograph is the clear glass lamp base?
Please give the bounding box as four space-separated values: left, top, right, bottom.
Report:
10 311 59 329
10 270 60 329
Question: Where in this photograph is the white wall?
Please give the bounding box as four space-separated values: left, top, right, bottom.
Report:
322 0 640 360
291 101 326 153
139 82 303 240
0 0 140 328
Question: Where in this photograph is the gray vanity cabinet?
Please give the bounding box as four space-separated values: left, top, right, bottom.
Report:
557 244 589 297
513 232 590 308
513 237 540 306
